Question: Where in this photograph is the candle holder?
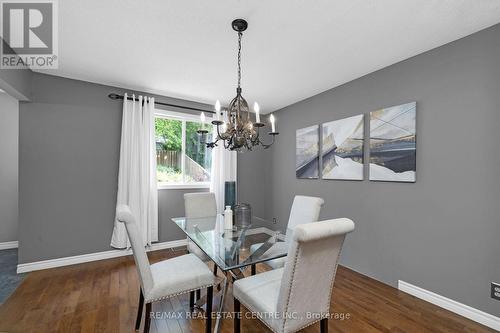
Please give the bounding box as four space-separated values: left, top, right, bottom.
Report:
260 131 279 149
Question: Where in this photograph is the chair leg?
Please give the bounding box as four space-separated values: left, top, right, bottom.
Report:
196 289 201 301
144 303 152 333
251 264 256 276
206 286 213 333
320 318 328 333
135 289 144 330
213 264 218 276
189 290 195 310
234 297 241 333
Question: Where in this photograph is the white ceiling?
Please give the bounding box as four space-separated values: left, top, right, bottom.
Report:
37 0 500 112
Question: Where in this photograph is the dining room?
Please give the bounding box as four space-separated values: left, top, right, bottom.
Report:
1 1 500 332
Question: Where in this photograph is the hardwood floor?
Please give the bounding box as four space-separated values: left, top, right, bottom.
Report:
0 247 495 333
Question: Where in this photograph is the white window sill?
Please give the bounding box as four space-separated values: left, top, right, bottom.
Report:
158 183 211 190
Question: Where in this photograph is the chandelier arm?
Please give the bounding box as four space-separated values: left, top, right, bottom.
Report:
260 133 279 149
202 124 221 148
215 123 223 140
224 135 233 150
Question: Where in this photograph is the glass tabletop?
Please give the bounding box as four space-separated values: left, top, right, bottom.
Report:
171 214 289 271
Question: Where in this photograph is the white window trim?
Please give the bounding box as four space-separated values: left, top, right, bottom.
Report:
155 108 213 190
155 108 212 122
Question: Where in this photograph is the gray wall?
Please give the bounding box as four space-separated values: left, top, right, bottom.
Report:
18 72 211 264
237 147 271 218
239 24 500 315
0 92 19 243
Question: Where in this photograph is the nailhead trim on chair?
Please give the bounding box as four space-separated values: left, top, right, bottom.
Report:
145 278 222 303
325 238 346 313
280 244 300 333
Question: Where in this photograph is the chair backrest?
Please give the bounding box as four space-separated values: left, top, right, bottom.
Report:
116 205 154 295
184 192 217 218
277 218 355 333
287 195 324 231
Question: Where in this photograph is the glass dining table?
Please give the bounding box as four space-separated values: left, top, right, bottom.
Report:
171 214 289 332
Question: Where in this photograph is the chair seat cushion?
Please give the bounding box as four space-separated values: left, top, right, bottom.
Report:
233 268 284 332
250 242 288 269
146 253 217 302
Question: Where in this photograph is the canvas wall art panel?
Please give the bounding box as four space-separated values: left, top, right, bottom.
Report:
296 125 319 179
321 114 364 180
369 102 416 182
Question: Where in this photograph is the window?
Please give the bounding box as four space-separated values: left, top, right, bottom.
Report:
155 110 213 188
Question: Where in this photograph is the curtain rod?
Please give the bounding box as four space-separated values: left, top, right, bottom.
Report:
107 93 215 114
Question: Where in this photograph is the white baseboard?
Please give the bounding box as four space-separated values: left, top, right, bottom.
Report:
0 241 18 250
398 280 500 331
149 239 187 251
17 239 187 274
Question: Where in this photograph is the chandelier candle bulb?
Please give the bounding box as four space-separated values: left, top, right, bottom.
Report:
270 114 276 132
254 102 261 123
196 112 209 136
215 100 221 120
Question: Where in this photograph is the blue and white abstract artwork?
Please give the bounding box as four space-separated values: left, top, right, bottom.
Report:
296 125 319 179
369 102 416 182
322 114 364 180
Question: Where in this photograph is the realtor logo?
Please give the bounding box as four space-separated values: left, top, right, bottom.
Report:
1 0 58 69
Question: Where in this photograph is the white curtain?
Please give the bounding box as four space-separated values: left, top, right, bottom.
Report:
210 127 237 213
111 94 158 248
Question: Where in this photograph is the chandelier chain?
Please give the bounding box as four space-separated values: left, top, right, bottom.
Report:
237 32 242 89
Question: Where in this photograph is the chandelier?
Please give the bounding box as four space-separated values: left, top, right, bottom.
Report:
197 19 278 151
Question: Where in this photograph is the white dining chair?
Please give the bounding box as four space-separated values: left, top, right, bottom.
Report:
250 195 324 273
184 192 219 301
184 192 217 258
233 218 355 333
184 192 218 268
116 205 218 333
